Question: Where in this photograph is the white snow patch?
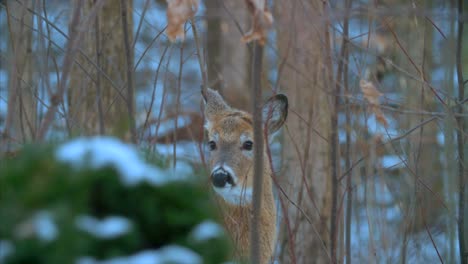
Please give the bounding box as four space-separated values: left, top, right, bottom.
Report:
436 131 445 145
0 69 7 88
148 116 192 137
15 211 58 242
0 240 14 261
56 136 192 186
76 245 202 264
75 215 132 239
380 155 405 169
135 85 164 115
155 142 203 163
0 70 7 118
365 115 398 136
168 160 193 178
34 211 58 242
191 220 224 241
0 98 6 116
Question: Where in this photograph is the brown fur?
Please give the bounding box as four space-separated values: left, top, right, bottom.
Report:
219 188 276 263
204 88 287 263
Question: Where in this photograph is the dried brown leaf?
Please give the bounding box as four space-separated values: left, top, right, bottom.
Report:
166 0 199 42
360 79 388 127
361 33 390 54
360 79 382 105
374 108 389 127
242 0 273 45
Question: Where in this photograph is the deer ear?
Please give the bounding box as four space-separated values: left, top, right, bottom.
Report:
262 94 288 134
203 88 231 122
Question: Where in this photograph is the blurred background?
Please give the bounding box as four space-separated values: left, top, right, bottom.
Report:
0 0 467 263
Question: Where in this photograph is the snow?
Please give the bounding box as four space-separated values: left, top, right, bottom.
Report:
0 70 7 119
365 115 398 136
155 141 204 163
336 113 398 145
14 211 58 242
0 100 5 118
133 1 168 30
190 220 224 241
150 116 192 137
167 160 194 177
135 85 165 115
380 155 406 169
55 136 193 186
76 245 202 264
0 240 14 262
75 215 132 239
34 211 59 242
0 69 7 88
437 131 446 145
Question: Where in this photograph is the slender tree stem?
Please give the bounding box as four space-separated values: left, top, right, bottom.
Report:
250 41 264 264
174 41 184 170
456 0 466 263
120 0 136 143
342 0 352 263
190 18 208 99
36 0 83 140
94 0 104 135
327 0 338 261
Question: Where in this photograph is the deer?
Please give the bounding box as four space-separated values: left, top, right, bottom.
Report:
203 88 288 263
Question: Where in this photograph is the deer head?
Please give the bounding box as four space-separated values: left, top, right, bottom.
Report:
203 88 288 206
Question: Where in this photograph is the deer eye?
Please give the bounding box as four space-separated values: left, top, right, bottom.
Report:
208 141 217 151
242 140 253 151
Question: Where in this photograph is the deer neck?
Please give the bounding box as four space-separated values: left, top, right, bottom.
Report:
217 166 277 263
219 165 275 215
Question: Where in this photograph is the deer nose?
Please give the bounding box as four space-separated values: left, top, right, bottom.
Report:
211 169 234 188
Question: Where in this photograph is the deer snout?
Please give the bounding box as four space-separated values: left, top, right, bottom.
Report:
211 168 235 188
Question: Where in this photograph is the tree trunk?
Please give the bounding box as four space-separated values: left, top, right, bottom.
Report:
389 0 443 234
205 0 250 110
6 0 36 143
275 0 333 262
68 0 133 139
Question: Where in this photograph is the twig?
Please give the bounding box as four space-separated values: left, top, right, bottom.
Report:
11 1 127 103
174 39 185 170
272 154 332 261
383 19 446 107
190 18 208 99
284 124 327 231
132 0 150 49
36 0 83 140
2 2 20 150
134 25 167 71
189 17 209 172
265 139 296 264
150 47 173 147
339 116 438 182
141 45 169 142
273 0 297 94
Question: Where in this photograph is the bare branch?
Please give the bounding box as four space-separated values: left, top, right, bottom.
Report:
36 0 83 140
190 18 208 100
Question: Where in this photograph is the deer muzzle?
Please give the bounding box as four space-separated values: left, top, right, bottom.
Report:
211 167 235 188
